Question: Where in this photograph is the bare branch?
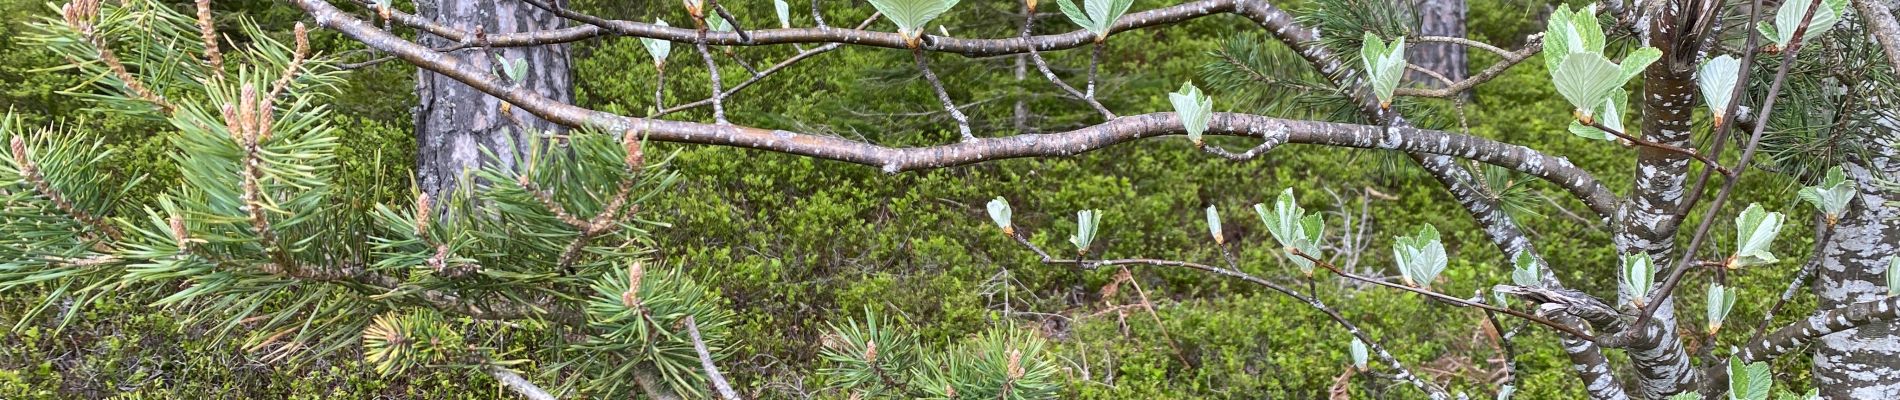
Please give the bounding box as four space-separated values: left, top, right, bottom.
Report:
685 316 741 400
487 366 558 400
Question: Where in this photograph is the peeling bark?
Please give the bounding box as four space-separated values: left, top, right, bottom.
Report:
414 0 572 200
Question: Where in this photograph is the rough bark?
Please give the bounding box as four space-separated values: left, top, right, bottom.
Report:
1812 132 1900 398
1613 1 1700 397
414 0 572 200
1409 0 1468 87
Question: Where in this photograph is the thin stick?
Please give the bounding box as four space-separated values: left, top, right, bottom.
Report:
912 47 973 141
684 316 741 400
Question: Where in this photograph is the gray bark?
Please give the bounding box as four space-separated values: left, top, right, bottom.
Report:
1409 0 1467 86
415 0 573 200
1812 130 1900 398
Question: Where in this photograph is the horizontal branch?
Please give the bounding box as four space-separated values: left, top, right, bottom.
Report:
388 0 1241 58
296 0 1617 218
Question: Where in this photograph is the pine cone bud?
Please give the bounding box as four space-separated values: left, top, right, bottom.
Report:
10 136 26 167
170 214 188 250
622 130 644 170
238 85 259 143
621 261 646 308
292 22 309 58
221 103 241 141
863 340 878 363
414 193 432 236
1005 348 1024 380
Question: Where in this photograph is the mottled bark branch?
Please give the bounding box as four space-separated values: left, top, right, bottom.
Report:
1850 0 1900 71
685 316 741 400
487 366 557 400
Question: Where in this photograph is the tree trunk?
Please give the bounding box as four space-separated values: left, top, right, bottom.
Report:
1812 138 1900 398
415 0 573 201
1408 0 1467 87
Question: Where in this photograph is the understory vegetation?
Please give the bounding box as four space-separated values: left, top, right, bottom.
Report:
0 0 1828 397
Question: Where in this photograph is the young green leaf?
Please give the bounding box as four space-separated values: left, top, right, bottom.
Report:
1759 0 1848 49
986 197 1012 234
1511 252 1542 286
707 14 734 32
1707 283 1738 334
1070 209 1103 254
1169 81 1213 146
1729 356 1772 400
1552 53 1625 122
1393 225 1447 290
1797 165 1856 225
1730 203 1785 268
1205 205 1223 245
640 19 674 66
1698 55 1742 126
1623 253 1655 307
1360 32 1406 109
1349 337 1369 371
1056 0 1134 40
495 54 528 82
1255 188 1323 275
1541 4 1606 73
867 0 962 44
774 0 792 28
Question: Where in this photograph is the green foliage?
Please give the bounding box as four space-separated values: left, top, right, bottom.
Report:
1069 209 1105 255
820 312 1059 399
867 0 960 42
1730 356 1772 400
641 19 673 66
1757 0 1848 49
1168 81 1213 145
1707 283 1737 334
1393 224 1448 290
1796 166 1854 223
1623 253 1656 307
1255 188 1323 275
1731 203 1785 268
1056 0 1134 39
1358 32 1405 108
571 264 734 398
1698 55 1741 124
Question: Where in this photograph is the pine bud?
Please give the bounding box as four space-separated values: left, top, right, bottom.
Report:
414 193 432 236
944 385 957 398
427 244 450 272
622 130 644 170
238 85 259 144
221 103 242 141
1005 348 1024 380
9 136 26 167
170 214 188 250
621 261 646 308
292 22 309 59
863 340 878 363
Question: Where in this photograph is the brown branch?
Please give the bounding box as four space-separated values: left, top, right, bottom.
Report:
1019 7 1116 120
1851 0 1900 72
651 13 879 117
295 0 1636 221
1393 38 1541 99
912 48 974 141
415 0 1243 58
1583 120 1733 177
693 25 729 125
1289 250 1596 340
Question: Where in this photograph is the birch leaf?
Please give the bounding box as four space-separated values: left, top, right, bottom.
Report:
1617 47 1661 82
1888 257 1899 297
1056 0 1134 38
1623 253 1655 307
1205 205 1223 244
1542 4 1605 73
1552 52 1624 120
1698 55 1741 123
867 0 961 40
1797 165 1855 223
1349 338 1368 370
641 19 673 65
1069 209 1103 254
1707 283 1738 334
1169 81 1212 145
774 0 792 28
1394 225 1446 290
986 197 1012 232
1511 252 1542 286
1729 356 1772 400
1256 189 1321 274
1731 203 1784 267
1360 32 1406 108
